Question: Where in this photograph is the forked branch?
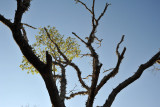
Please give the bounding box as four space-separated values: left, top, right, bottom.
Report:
103 51 160 107
44 28 89 90
97 3 110 22
116 35 125 57
95 35 126 95
69 62 89 90
77 0 93 14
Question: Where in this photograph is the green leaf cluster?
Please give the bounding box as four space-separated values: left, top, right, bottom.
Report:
19 26 81 74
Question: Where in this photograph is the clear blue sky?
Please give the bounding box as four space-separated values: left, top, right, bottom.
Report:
0 0 160 107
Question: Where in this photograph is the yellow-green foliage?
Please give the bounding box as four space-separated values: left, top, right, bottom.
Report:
19 26 81 74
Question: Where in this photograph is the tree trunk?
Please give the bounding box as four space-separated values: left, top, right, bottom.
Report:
41 70 65 107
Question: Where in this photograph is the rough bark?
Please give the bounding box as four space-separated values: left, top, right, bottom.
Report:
1 0 159 107
59 65 67 102
95 36 126 96
103 51 160 107
0 0 65 107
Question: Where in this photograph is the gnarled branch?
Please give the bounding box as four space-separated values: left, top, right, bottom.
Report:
103 51 160 107
65 91 88 100
95 36 126 95
57 60 89 90
0 1 65 106
69 62 89 90
59 65 67 102
0 15 13 29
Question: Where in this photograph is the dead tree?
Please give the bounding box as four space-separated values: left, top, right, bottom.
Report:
0 0 160 107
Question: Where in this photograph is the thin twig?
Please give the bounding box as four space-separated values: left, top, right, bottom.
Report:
97 3 110 21
83 75 92 79
65 91 88 100
116 35 125 57
77 0 93 14
80 53 92 58
22 23 37 29
72 32 87 45
103 68 114 73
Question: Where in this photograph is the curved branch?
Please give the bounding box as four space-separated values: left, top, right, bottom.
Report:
69 62 89 90
95 36 126 95
10 0 45 72
65 91 88 100
103 51 160 107
58 60 89 90
76 0 93 14
45 28 89 92
116 35 125 57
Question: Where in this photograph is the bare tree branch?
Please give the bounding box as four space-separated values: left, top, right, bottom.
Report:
14 0 31 25
72 32 87 45
76 1 109 106
65 91 88 100
52 61 67 102
0 15 13 29
95 37 103 48
95 36 126 96
11 0 45 72
103 68 114 73
45 28 89 90
59 65 67 102
83 75 92 79
67 84 78 94
80 53 92 58
103 51 160 107
92 0 95 24
87 0 97 46
80 44 102 106
97 3 110 22
22 23 37 29
69 62 90 90
57 60 89 90
116 35 125 57
0 1 65 106
86 58 102 107
77 0 93 14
